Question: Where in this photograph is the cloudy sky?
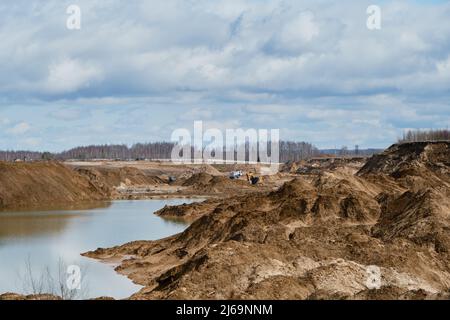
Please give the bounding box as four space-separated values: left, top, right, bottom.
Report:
0 0 449 152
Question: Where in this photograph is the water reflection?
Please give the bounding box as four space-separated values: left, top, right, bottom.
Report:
0 201 112 213
0 199 200 299
0 202 111 240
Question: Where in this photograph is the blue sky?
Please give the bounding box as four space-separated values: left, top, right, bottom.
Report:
0 0 449 152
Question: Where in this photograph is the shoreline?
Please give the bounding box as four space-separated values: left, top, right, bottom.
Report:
82 142 450 300
3 142 450 300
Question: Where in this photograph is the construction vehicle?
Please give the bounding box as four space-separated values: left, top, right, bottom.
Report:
229 170 243 179
246 173 260 185
168 176 177 183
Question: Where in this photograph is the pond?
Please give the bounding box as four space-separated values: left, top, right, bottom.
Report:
0 199 198 299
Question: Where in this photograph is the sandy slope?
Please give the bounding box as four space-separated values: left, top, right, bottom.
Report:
84 142 450 300
0 160 287 210
0 161 110 210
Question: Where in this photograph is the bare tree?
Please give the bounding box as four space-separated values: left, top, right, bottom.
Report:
399 129 450 143
339 146 348 156
1 140 320 162
18 256 89 300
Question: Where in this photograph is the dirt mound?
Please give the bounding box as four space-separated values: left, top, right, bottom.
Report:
285 157 367 175
280 160 305 173
156 199 221 222
76 166 164 188
0 293 62 300
359 142 450 174
208 176 250 191
313 168 381 197
0 162 110 210
358 142 450 182
373 188 450 252
182 172 213 187
275 177 315 198
85 141 450 300
197 164 223 176
178 164 223 179
271 173 381 224
182 172 252 194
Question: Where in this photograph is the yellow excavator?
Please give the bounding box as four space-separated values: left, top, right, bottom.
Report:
246 172 261 185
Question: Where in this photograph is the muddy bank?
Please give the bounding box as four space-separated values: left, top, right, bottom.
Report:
73 163 288 200
282 156 368 175
84 142 450 300
0 293 115 300
0 161 111 210
155 198 223 222
74 166 165 189
0 160 281 210
0 293 62 300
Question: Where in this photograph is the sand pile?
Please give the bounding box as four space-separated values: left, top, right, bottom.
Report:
0 162 110 210
178 164 223 179
85 141 450 300
156 199 221 221
182 172 214 187
76 166 164 188
182 172 251 194
0 293 62 300
373 188 450 252
358 142 450 189
283 157 367 175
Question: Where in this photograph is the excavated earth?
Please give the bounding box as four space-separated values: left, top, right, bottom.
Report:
84 142 450 300
0 161 111 210
0 161 274 211
70 162 284 199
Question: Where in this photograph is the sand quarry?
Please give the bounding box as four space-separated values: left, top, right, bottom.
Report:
1 141 450 300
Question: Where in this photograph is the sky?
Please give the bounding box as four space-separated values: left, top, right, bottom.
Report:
0 0 449 152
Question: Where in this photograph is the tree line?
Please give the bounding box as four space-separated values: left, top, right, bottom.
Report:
398 129 450 143
0 141 319 163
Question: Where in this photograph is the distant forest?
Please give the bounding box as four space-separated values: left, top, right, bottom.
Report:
399 129 450 143
0 141 320 163
4 130 447 163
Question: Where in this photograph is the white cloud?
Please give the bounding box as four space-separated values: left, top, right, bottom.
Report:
0 0 446 99
0 117 11 126
49 108 87 121
0 0 449 150
7 122 31 135
44 59 102 94
277 11 320 52
22 137 42 147
437 56 450 77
